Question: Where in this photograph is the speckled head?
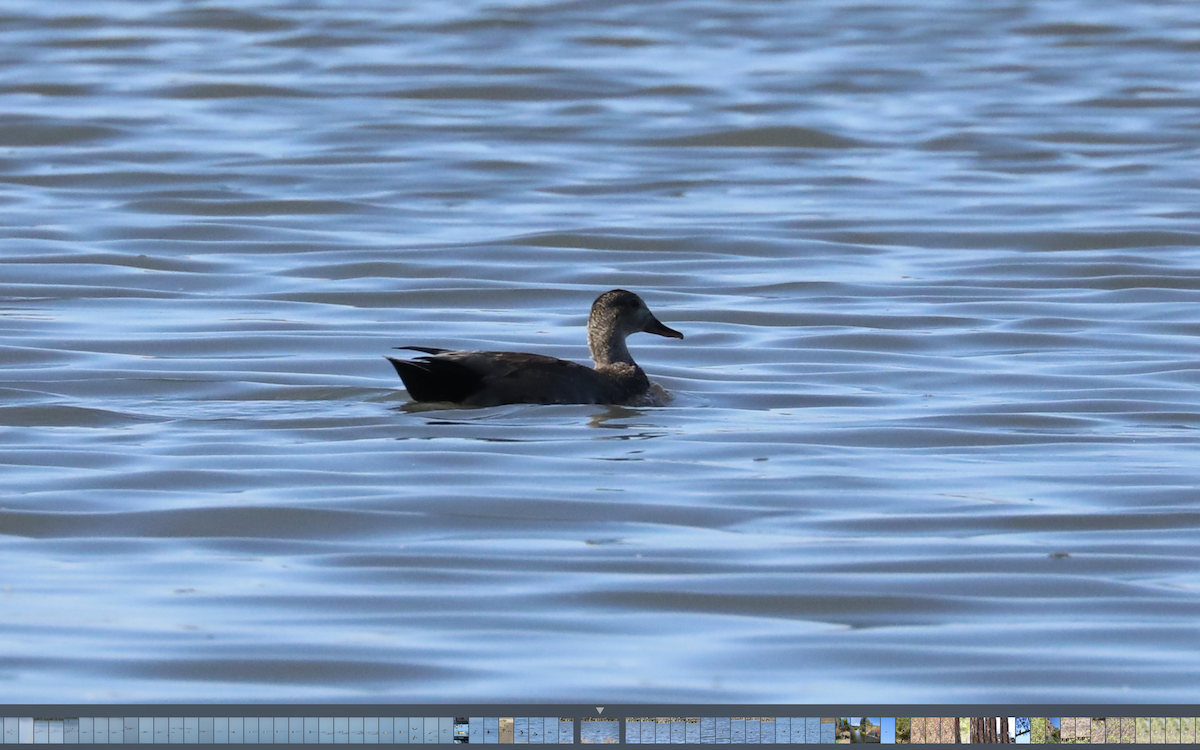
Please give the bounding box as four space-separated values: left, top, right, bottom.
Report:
587 289 682 367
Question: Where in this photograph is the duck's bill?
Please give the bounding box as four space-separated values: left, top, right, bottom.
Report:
644 317 684 339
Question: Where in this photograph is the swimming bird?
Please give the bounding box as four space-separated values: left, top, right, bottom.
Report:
386 289 683 406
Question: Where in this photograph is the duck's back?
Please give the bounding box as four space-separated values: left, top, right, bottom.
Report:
386 349 648 406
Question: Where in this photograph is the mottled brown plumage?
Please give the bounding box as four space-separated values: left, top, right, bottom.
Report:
386 290 683 406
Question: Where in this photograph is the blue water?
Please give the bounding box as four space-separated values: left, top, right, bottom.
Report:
1 0 1199 704
580 720 618 744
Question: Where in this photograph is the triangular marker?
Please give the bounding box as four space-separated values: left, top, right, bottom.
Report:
596 707 604 715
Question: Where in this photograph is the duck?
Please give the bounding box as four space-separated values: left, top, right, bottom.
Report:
386 289 683 406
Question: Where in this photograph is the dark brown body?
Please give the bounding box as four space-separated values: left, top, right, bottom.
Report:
386 348 651 406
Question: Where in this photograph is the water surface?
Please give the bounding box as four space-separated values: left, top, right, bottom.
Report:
2 0 1200 703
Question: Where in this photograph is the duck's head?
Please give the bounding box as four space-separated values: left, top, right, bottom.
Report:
588 289 682 366
590 289 683 340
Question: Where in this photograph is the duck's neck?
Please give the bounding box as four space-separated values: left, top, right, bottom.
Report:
589 327 635 368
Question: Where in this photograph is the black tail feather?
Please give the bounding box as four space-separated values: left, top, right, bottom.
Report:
393 346 449 355
385 354 484 403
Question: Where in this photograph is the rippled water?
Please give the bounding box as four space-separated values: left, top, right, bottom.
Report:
2 0 1200 704
580 721 618 745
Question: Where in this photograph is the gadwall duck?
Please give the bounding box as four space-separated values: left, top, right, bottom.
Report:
386 289 683 406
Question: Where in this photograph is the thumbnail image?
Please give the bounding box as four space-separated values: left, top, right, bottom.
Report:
908 717 925 744
1059 718 1073 744
1152 717 1166 743
1166 715 1185 744
1090 717 1105 744
651 717 668 745
623 717 646 744
774 717 790 744
560 718 575 744
686 718 701 744
731 717 747 744
787 715 806 744
1167 717 1182 744
751 717 769 744
808 717 823 744
923 716 945 744
822 717 837 744
881 718 896 744
837 717 853 744
1106 717 1131 745
515 716 529 743
895 718 911 744
940 717 959 743
837 717 882 744
1183 717 1197 744
1014 717 1031 744
1078 717 1089 744
928 716 952 744
1029 717 1046 744
717 717 733 744
647 716 661 744
790 717 805 744
670 717 688 744
579 717 617 745
1136 717 1150 743
661 717 687 743
1047 718 1061 744
963 717 1019 743
754 717 770 744
500 718 514 744
750 717 772 743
